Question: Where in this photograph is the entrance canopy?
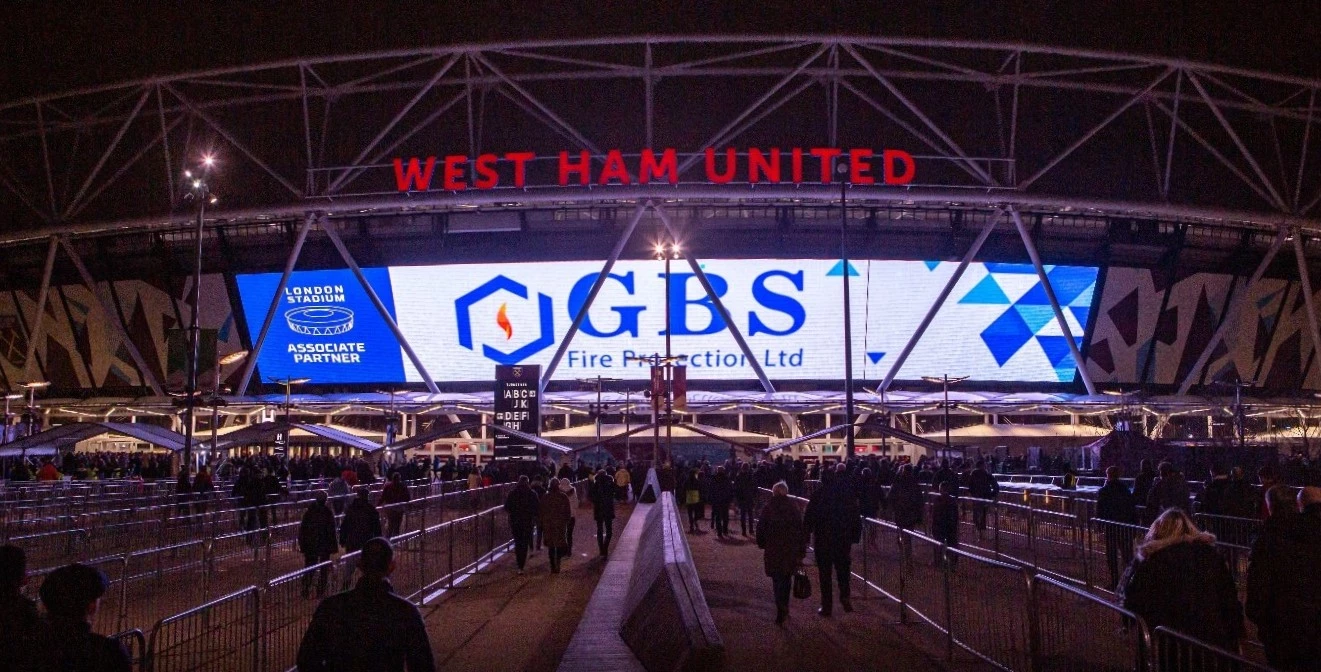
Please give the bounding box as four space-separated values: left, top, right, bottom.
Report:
0 422 186 457
201 421 382 453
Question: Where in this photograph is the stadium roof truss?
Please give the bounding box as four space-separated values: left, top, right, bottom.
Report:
5 37 1321 404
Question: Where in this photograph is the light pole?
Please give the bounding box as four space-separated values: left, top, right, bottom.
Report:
836 157 856 460
579 376 621 467
1 392 21 445
181 154 218 476
922 374 969 454
17 380 49 460
204 350 248 470
273 377 311 420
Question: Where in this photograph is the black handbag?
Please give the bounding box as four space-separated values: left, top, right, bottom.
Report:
792 568 812 600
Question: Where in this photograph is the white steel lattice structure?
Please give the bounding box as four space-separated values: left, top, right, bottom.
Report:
4 36 1321 412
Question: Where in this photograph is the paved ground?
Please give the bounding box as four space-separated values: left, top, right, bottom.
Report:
686 517 995 672
424 500 634 672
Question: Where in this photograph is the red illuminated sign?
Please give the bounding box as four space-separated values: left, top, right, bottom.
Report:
392 147 915 192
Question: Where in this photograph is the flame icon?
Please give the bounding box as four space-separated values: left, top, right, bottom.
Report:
496 303 513 340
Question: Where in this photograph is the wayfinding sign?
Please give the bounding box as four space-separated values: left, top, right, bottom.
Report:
493 365 541 462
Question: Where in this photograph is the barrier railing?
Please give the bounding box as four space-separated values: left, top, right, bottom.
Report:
1031 575 1150 672
111 628 147 672
753 487 1276 672
1150 627 1275 672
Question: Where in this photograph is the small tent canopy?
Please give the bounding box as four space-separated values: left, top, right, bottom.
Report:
201 421 382 453
0 422 186 457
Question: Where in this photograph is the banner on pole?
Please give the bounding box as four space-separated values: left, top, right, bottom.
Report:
672 366 687 411
650 365 664 410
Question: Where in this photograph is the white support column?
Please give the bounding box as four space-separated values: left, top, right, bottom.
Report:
1178 229 1287 395
21 236 59 382
322 223 440 394
58 236 165 395
237 215 314 395
1292 230 1321 380
1008 207 1096 395
540 203 650 390
881 211 1002 391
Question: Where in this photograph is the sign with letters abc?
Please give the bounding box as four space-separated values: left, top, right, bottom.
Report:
493 365 540 462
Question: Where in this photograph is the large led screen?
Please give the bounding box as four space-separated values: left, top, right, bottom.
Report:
237 259 1097 384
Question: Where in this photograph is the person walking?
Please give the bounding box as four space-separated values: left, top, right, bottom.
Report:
1132 459 1157 521
757 481 807 625
966 460 998 539
503 476 540 574
539 478 573 574
1247 486 1321 671
735 463 758 537
889 464 924 566
930 480 959 568
1118 509 1244 657
682 469 704 533
707 466 735 539
1095 466 1138 590
1146 461 1191 514
327 474 351 516
614 466 631 503
36 563 133 672
297 537 435 672
298 491 338 598
803 464 861 617
378 472 411 538
340 487 383 556
590 470 617 558
559 478 578 556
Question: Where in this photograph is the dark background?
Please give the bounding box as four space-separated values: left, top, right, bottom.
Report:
2 0 1318 101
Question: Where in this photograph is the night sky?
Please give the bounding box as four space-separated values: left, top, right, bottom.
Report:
3 0 1320 101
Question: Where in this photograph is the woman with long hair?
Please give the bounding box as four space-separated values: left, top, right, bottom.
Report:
1118 508 1244 654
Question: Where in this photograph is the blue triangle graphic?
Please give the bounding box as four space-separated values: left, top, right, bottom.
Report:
1069 306 1091 329
960 275 1011 304
1014 304 1056 333
826 260 860 277
866 352 886 364
924 260 941 271
1036 335 1078 368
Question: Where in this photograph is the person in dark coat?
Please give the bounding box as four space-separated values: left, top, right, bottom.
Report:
966 460 999 538
298 491 338 598
1119 509 1244 654
297 538 435 672
1095 465 1139 589
1 545 41 670
803 463 862 617
735 463 758 537
707 466 736 539
1247 486 1321 671
378 472 411 538
1146 462 1191 514
930 480 959 567
503 476 540 573
539 479 573 573
889 464 924 566
682 469 704 533
756 481 806 625
590 471 617 558
36 563 132 672
340 487 383 554
1132 459 1157 520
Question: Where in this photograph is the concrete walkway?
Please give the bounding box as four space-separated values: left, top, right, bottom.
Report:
423 500 634 672
685 522 994 672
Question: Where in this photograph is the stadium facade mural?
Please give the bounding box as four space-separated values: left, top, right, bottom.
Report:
1087 268 1319 390
0 275 243 391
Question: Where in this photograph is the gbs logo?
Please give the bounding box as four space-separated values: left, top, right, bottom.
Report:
455 269 807 364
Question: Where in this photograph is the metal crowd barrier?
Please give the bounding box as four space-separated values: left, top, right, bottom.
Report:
17 480 498 637
753 488 1278 672
1150 627 1275 672
141 479 571 672
110 628 148 672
